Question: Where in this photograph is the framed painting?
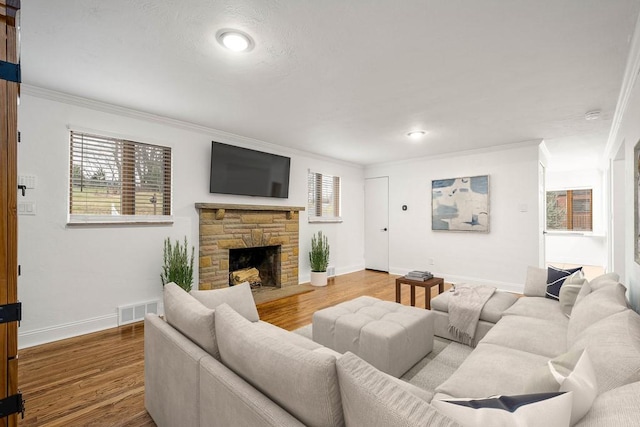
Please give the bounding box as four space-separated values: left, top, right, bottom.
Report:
432 175 489 232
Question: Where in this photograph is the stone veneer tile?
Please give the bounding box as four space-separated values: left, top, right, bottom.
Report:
198 205 302 290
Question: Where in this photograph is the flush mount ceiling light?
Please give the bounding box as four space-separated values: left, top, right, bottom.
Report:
407 130 427 139
216 29 254 52
584 110 601 121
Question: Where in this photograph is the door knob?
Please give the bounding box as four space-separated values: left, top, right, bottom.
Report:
381 228 388 231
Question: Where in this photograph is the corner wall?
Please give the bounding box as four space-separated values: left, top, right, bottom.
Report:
16 89 365 348
365 143 540 292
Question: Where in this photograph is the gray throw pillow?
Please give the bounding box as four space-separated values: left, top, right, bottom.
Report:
524 266 547 297
190 281 259 322
163 282 218 358
558 271 587 317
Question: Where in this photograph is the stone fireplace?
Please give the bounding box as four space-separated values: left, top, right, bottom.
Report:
195 203 305 290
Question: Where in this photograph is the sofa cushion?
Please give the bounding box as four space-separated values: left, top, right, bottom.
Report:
190 282 259 322
569 310 640 394
432 392 572 427
546 266 582 300
524 266 547 297
215 303 344 427
431 290 517 324
335 352 460 427
567 283 628 345
435 343 549 398
163 282 218 358
524 348 597 425
502 297 569 324
575 381 640 426
480 315 567 358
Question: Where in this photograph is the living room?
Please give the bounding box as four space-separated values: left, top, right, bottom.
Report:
4 0 640 425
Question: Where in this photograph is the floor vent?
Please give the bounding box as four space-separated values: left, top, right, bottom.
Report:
118 300 159 326
327 266 336 278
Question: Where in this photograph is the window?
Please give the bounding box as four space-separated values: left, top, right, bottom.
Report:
307 171 341 222
69 131 172 224
546 189 592 231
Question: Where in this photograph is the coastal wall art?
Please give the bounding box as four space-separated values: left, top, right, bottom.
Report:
432 175 489 232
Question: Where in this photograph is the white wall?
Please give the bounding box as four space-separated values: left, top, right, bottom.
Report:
613 76 640 311
365 143 540 292
16 89 365 348
544 168 607 268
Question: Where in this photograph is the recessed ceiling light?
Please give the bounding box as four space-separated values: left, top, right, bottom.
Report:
407 130 427 139
216 29 254 52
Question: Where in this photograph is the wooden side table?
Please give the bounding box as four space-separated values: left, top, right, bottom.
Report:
395 276 445 310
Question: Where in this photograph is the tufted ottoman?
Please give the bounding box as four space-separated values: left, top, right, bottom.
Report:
312 296 434 377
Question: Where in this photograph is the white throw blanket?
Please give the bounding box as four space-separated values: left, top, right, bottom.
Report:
448 284 496 346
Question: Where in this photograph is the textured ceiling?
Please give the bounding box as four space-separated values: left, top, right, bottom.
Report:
20 0 640 167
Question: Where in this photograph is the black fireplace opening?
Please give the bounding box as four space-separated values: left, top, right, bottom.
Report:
228 245 281 287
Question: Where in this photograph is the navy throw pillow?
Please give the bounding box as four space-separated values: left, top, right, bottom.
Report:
546 266 582 300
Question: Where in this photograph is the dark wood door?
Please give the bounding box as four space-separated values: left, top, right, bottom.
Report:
0 1 21 425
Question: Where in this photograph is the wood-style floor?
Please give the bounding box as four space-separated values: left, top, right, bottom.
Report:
17 270 445 426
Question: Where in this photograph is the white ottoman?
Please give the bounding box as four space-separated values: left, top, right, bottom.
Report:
312 296 434 378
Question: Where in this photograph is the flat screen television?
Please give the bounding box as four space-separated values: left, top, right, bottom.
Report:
210 141 291 198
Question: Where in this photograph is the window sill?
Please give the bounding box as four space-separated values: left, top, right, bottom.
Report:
67 214 174 227
308 217 343 224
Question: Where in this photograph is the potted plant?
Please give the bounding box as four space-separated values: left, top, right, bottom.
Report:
309 231 330 286
161 236 195 292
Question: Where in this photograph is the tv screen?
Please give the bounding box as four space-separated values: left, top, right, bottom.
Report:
210 141 291 198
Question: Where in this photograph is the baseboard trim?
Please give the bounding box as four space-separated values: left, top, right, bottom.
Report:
18 314 118 349
299 263 365 284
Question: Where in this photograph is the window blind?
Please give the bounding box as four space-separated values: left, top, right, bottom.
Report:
307 171 341 222
69 131 172 223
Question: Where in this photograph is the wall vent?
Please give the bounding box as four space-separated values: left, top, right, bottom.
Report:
327 266 336 278
118 300 159 326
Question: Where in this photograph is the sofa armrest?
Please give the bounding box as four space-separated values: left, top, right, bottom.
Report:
199 356 305 427
144 313 209 427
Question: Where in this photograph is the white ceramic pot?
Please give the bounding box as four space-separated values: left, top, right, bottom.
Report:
310 271 328 287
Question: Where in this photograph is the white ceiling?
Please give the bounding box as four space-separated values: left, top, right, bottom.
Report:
20 0 640 167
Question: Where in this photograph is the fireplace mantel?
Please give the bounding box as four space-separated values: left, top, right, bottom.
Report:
196 203 304 290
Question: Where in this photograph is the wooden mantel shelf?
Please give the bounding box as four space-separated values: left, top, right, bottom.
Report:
195 203 305 220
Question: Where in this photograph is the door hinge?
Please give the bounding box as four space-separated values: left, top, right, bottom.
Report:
0 393 24 419
0 302 21 325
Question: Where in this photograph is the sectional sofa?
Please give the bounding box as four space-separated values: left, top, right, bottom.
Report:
145 273 640 426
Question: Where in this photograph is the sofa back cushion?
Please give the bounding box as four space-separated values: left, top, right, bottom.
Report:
163 282 218 358
336 352 460 427
190 282 259 322
567 282 628 345
569 310 640 394
215 303 344 427
559 272 588 317
575 381 640 426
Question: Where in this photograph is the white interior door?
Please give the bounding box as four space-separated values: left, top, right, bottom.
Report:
365 177 389 271
539 162 546 266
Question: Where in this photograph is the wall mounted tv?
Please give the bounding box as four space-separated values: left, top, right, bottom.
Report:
210 141 291 198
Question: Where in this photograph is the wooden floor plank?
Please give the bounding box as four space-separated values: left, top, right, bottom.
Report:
17 270 446 426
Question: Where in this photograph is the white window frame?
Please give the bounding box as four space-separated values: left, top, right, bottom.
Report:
67 129 173 226
307 170 342 223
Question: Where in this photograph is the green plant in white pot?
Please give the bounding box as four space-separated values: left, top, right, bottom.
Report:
309 231 330 287
161 236 195 292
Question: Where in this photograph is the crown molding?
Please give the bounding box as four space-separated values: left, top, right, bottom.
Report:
20 85 363 170
603 13 640 164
